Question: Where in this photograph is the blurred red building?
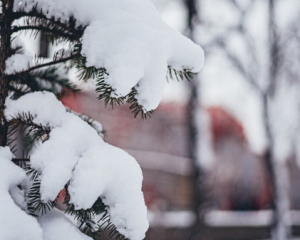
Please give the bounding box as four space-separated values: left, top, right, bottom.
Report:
62 91 300 240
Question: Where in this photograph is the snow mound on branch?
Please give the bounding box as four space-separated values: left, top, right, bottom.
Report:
5 91 66 127
0 147 43 240
5 54 32 74
5 92 149 240
14 0 205 111
5 38 33 74
38 208 92 240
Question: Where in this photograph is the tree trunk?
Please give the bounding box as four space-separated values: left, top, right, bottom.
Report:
266 0 291 239
0 0 13 146
187 77 208 240
186 0 207 239
262 94 290 240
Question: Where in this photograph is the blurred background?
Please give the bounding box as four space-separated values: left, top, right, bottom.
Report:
23 0 300 239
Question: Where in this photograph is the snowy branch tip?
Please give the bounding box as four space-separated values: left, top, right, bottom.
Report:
14 0 205 111
5 92 149 240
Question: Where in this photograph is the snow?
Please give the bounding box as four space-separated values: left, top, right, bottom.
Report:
148 210 196 228
5 38 33 75
14 0 204 111
5 92 149 240
38 208 92 240
204 210 273 227
72 110 104 137
5 91 66 127
5 53 32 74
0 147 43 240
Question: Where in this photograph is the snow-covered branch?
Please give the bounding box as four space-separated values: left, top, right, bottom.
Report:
13 0 204 112
5 92 149 240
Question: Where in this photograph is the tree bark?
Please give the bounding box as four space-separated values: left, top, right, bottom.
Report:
0 0 13 146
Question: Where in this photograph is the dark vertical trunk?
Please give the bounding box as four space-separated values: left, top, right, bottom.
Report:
0 0 13 146
187 78 207 240
186 0 206 239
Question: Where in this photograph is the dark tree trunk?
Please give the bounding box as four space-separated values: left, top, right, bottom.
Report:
186 0 207 239
187 78 207 240
0 0 14 146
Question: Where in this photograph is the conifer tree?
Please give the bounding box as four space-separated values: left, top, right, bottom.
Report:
0 0 204 239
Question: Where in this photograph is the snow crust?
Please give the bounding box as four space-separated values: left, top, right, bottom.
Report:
14 0 204 111
5 92 149 240
0 147 43 240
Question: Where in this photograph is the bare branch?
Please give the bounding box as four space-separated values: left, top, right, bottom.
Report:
221 41 261 92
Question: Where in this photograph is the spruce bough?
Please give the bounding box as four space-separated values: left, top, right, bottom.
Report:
0 0 204 239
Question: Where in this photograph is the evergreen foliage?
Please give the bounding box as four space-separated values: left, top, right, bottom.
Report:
0 0 197 239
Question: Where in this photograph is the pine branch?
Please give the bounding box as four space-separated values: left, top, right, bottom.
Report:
13 161 128 240
28 66 80 94
8 112 51 141
12 157 30 162
24 165 56 215
27 180 56 215
8 116 126 239
20 54 79 74
166 66 193 82
12 157 30 168
24 163 40 181
63 185 128 240
11 7 194 119
12 25 79 42
72 44 154 119
8 83 31 99
95 67 194 119
12 9 85 40
17 162 128 240
10 161 56 215
8 63 80 98
7 112 51 154
94 72 155 119
63 187 103 237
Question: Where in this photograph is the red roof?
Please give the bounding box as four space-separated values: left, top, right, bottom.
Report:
208 107 245 142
